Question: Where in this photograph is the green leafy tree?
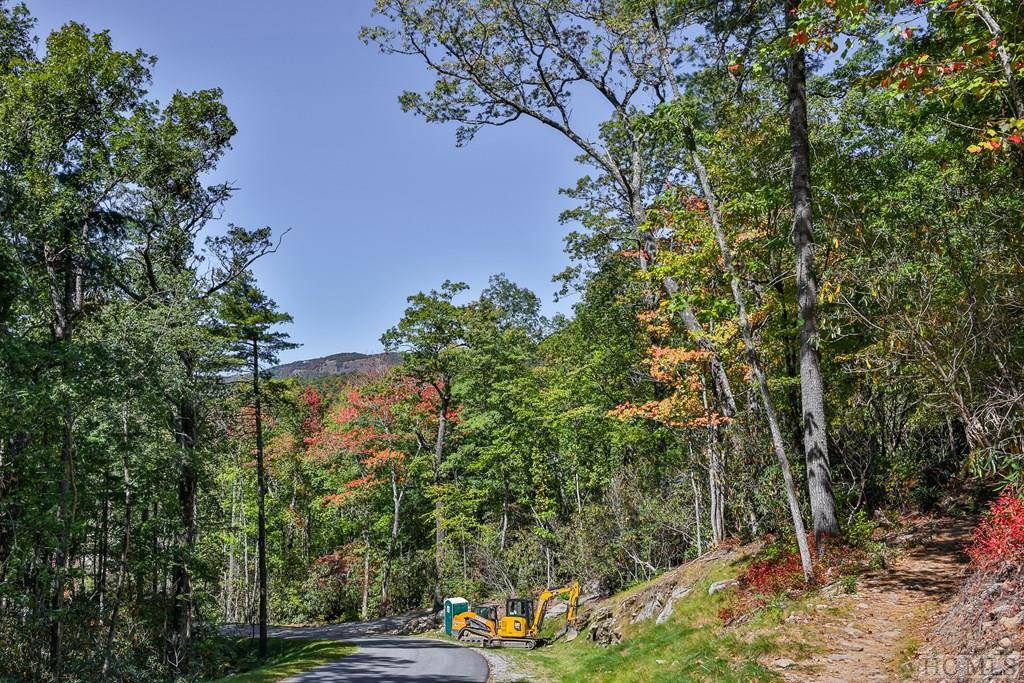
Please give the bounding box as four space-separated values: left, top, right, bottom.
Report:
381 280 471 607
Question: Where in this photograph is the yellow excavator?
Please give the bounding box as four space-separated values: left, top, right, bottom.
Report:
452 581 580 649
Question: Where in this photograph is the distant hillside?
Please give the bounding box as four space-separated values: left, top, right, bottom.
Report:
268 351 403 380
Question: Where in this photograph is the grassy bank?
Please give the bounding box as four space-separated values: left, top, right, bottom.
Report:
508 581 782 682
483 548 830 682
208 637 355 683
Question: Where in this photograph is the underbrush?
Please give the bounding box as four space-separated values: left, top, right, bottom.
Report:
718 518 887 625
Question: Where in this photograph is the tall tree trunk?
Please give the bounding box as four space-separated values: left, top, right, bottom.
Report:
252 339 268 658
690 469 703 555
44 233 76 682
170 391 198 670
381 469 402 616
707 445 726 545
690 131 814 578
360 535 370 621
432 384 450 610
98 474 110 612
225 476 237 621
786 0 839 551
102 406 133 678
499 477 509 551
136 504 148 603
242 498 251 627
650 7 813 578
50 398 73 680
701 378 726 545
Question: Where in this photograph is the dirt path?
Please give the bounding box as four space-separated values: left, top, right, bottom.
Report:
779 516 973 682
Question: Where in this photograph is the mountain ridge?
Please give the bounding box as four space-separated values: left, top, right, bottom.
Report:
268 351 402 379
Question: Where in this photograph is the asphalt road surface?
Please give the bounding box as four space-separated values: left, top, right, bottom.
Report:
222 619 489 683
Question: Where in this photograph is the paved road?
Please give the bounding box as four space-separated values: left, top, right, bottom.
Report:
222 619 489 683
278 636 488 682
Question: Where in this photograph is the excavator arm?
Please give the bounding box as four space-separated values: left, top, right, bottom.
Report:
531 580 581 634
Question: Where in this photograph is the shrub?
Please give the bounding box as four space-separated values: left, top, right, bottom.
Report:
843 510 878 549
742 552 805 596
967 489 1024 568
719 532 877 624
718 549 806 624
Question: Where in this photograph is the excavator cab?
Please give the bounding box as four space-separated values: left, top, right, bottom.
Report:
498 597 534 640
506 598 534 623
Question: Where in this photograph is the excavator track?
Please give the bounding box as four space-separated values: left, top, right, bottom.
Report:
456 625 494 647
489 637 537 649
456 626 537 649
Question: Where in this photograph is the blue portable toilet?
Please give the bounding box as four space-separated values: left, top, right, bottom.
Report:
444 597 469 635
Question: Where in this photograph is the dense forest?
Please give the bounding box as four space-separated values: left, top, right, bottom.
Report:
1 0 1022 680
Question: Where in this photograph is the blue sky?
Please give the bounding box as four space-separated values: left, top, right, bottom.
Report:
27 1 589 363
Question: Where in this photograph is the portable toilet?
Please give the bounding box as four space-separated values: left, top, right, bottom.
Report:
444 597 469 635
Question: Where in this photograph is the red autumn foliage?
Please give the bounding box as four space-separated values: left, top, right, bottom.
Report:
324 474 383 506
718 536 869 624
619 249 651 261
300 385 324 436
718 550 806 624
611 341 729 429
967 490 1024 568
313 547 357 581
361 448 405 470
320 370 447 506
742 552 806 596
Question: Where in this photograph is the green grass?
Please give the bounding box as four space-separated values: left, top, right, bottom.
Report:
493 568 782 682
208 637 356 683
517 620 778 682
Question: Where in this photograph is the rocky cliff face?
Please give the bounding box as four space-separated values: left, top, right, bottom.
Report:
268 351 402 379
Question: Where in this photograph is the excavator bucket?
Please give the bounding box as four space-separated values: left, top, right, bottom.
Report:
552 623 579 642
